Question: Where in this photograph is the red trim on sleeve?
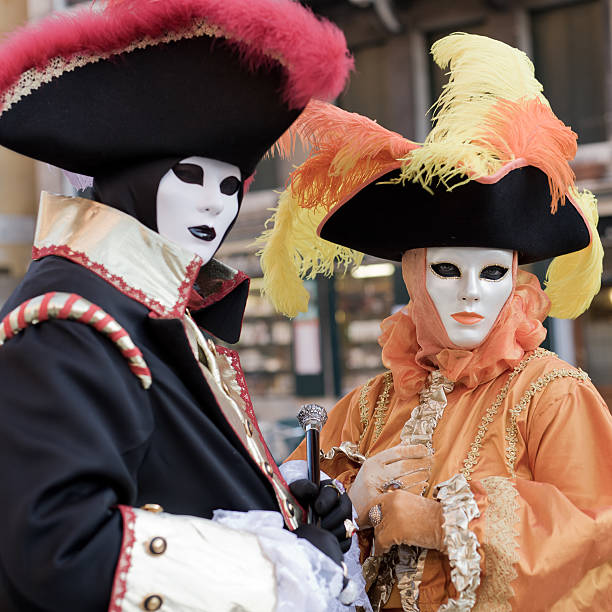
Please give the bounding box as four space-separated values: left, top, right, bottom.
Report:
93 314 113 332
108 505 137 612
38 292 55 322
109 329 129 343
16 299 30 330
79 303 99 324
59 293 80 319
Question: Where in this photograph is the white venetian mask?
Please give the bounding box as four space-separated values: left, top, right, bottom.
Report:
425 246 514 349
156 156 241 264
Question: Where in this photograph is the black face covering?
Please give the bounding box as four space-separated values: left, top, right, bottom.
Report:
92 158 245 237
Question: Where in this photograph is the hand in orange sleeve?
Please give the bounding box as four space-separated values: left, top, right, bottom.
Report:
348 444 433 527
371 489 444 553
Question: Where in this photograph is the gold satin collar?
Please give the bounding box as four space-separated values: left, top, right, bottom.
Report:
33 192 207 318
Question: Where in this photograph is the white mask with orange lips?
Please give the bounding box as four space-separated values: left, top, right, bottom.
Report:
425 247 514 349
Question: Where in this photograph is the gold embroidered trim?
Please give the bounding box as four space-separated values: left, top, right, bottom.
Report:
400 370 455 451
0 19 285 117
505 368 589 477
373 371 394 443
358 377 375 445
436 474 482 612
461 348 552 481
474 477 519 612
321 441 366 464
395 371 454 611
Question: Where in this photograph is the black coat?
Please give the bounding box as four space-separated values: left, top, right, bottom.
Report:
0 202 295 611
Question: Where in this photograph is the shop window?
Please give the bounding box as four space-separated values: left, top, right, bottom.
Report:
335 261 397 393
531 0 607 144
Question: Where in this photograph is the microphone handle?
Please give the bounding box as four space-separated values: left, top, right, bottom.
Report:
305 427 320 524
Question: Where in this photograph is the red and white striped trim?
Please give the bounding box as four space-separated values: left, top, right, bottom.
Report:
0 292 152 389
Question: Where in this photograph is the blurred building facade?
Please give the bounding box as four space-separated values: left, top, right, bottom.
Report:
0 1 610 458
219 0 612 419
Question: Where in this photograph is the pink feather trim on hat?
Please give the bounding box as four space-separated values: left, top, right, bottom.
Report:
0 0 352 111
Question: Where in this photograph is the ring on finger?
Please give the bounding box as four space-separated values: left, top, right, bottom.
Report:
323 482 342 497
381 478 405 492
368 504 383 527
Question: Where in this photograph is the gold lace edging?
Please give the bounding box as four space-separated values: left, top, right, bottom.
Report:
400 370 454 451
358 377 374 445
358 371 393 446
321 441 367 464
461 348 552 481
435 474 481 612
1 19 285 117
374 371 394 443
505 367 589 477
473 477 519 612
365 370 454 611
396 371 454 610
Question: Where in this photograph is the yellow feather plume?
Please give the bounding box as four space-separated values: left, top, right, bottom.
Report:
399 32 547 188
545 188 603 318
256 188 362 318
257 100 415 316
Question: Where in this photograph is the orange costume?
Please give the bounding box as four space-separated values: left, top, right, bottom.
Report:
259 32 612 611
289 263 612 610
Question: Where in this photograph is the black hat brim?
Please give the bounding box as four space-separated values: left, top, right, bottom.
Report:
0 36 300 178
319 166 590 264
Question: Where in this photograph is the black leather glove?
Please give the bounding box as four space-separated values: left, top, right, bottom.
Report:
290 478 354 553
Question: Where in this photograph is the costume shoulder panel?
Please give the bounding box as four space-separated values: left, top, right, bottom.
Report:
0 291 151 389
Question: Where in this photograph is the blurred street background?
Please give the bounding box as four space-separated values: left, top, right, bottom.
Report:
2 0 611 460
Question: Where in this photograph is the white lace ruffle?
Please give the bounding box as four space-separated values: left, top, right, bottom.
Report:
213 509 342 611
280 460 373 612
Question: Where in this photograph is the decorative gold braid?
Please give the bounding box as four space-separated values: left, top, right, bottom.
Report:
474 477 519 612
358 377 374 445
461 348 551 481
373 371 394 443
0 19 287 117
505 368 589 477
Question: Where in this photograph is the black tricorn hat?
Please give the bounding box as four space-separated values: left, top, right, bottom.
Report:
0 0 352 178
319 165 590 265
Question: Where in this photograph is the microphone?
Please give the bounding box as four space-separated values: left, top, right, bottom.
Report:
297 403 328 524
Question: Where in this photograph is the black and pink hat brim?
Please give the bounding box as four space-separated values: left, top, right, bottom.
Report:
0 0 352 177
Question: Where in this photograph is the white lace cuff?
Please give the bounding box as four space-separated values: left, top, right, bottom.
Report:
214 509 345 611
434 474 481 611
280 460 373 612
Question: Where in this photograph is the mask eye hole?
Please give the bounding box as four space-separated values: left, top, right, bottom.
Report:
220 176 241 196
480 265 509 281
431 262 461 278
173 163 204 185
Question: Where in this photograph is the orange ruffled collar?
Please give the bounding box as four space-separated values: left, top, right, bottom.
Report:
379 251 550 398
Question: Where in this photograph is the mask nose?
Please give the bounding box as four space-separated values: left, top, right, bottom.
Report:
197 197 224 215
459 269 480 303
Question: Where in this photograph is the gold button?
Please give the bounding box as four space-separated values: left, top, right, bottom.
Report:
148 537 167 556
143 595 163 611
263 462 274 477
141 504 164 514
222 382 231 395
244 420 254 437
286 501 295 517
